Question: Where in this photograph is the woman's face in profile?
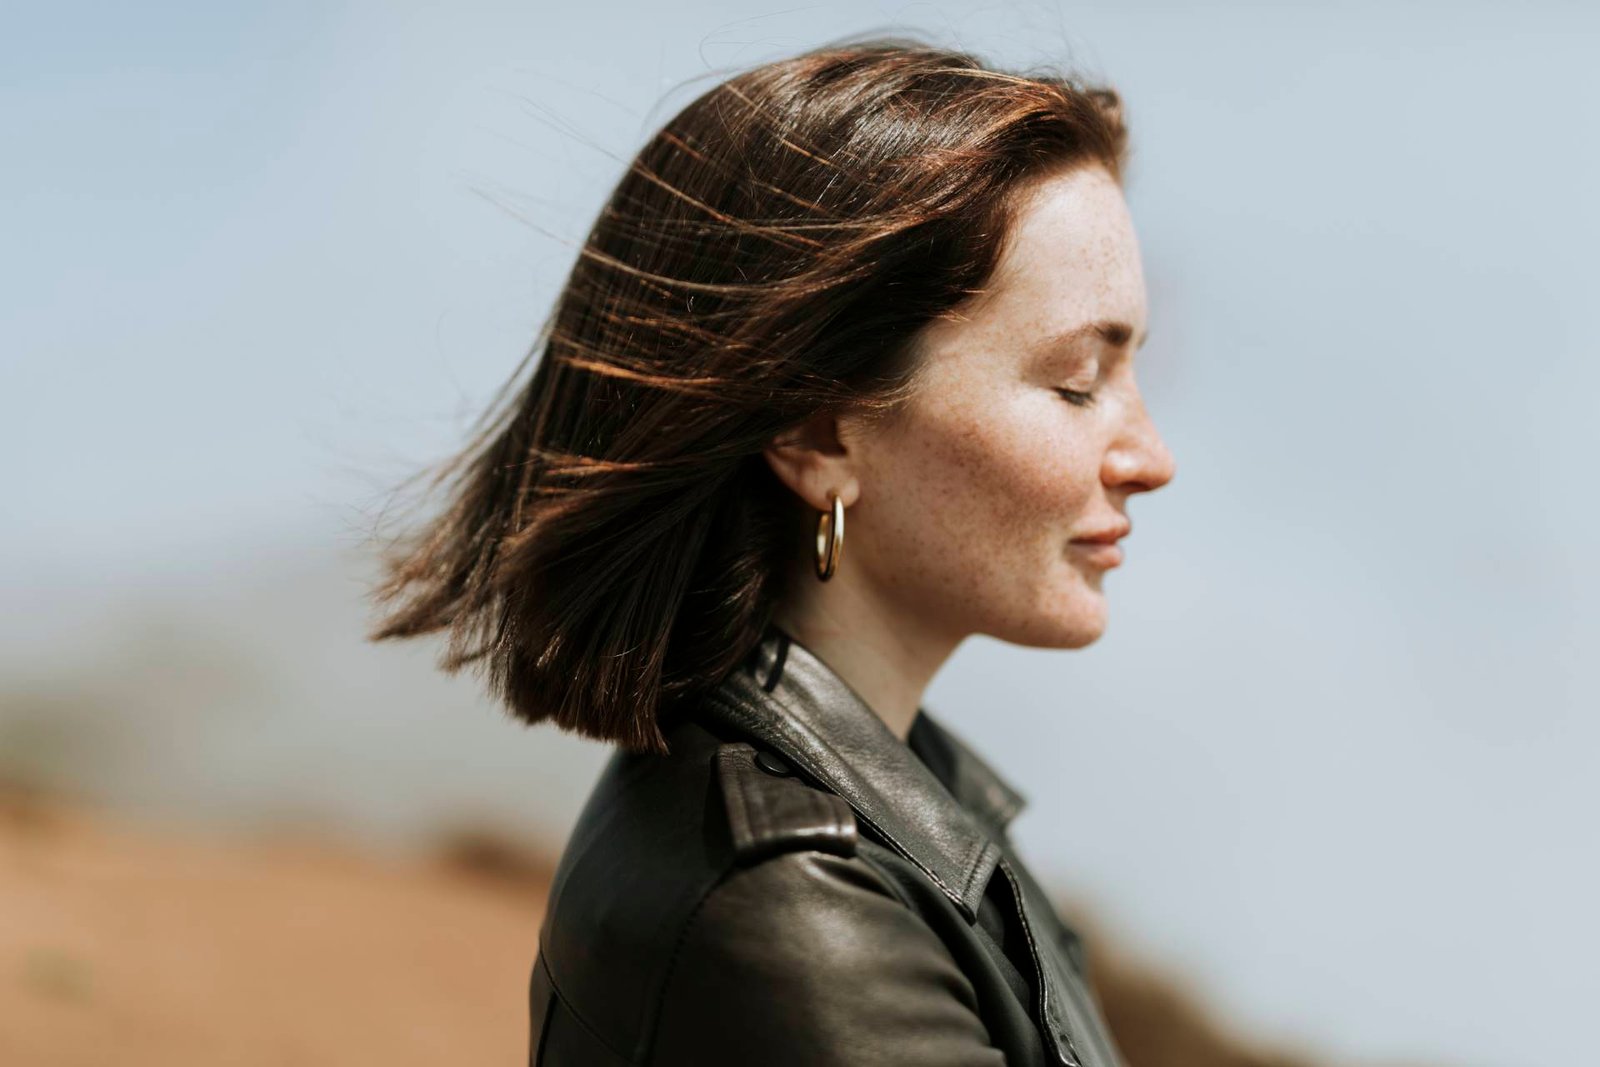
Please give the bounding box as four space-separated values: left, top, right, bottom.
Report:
844 163 1176 649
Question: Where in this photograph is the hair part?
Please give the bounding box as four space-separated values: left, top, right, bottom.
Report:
364 34 1130 755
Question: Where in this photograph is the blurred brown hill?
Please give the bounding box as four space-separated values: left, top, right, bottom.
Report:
0 785 1433 1067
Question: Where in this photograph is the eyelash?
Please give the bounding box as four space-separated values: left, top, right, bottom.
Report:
1055 387 1098 408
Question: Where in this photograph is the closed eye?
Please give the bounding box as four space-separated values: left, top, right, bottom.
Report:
1055 387 1097 408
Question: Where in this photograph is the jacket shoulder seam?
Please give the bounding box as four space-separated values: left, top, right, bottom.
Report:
536 935 640 1064
849 843 921 912
639 858 741 1064
640 847 922 1064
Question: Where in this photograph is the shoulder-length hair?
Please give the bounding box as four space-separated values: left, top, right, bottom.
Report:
365 34 1129 755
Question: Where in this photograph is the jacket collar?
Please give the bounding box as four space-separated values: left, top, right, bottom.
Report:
697 621 1029 923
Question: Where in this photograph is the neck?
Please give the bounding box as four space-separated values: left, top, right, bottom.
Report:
770 578 963 742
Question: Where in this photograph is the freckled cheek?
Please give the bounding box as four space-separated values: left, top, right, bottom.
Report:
880 412 1091 568
926 413 1091 528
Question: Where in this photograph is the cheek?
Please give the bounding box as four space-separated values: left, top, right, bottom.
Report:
858 390 1101 583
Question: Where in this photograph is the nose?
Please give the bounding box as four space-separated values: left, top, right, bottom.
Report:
1102 389 1176 494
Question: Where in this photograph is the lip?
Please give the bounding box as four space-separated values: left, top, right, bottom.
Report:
1068 540 1124 567
1070 519 1131 545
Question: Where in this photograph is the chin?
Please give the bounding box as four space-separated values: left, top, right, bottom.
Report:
991 599 1108 650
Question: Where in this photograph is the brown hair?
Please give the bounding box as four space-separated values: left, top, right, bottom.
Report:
365 33 1130 755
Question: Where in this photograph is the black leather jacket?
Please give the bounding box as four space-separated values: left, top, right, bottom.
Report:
528 623 1128 1066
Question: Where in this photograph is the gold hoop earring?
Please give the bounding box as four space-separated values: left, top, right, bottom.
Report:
814 490 844 581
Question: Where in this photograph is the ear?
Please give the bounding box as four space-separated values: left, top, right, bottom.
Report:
762 409 862 512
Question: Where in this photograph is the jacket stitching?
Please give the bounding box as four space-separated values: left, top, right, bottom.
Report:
959 838 996 901
639 862 740 1064
704 690 975 913
999 860 1082 1067
853 848 990 1019
810 788 838 840
917 710 1029 831
746 761 772 841
643 849 933 1063
852 846 919 911
530 961 556 1067
746 685 990 904
717 745 756 855
534 944 635 1063
722 743 856 859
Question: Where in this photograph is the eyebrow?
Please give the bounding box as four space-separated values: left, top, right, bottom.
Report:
1039 319 1149 352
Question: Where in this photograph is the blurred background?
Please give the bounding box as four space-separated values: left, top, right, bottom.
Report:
3 2 1595 1065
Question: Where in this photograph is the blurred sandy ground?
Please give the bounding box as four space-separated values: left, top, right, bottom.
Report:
3 786 1380 1067
1 789 549 1065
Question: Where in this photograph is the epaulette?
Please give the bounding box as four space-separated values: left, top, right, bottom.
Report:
714 741 858 864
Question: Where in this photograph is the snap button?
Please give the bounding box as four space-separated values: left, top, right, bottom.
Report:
754 749 793 777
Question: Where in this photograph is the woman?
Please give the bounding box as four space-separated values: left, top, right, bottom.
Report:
368 34 1175 1066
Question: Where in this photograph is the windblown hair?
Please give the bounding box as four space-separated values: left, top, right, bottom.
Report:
365 34 1130 755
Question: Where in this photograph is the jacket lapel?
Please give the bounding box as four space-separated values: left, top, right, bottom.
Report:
700 622 1122 1066
906 704 1029 837
698 622 1026 924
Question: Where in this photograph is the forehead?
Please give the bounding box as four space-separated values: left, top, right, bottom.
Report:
963 164 1146 342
